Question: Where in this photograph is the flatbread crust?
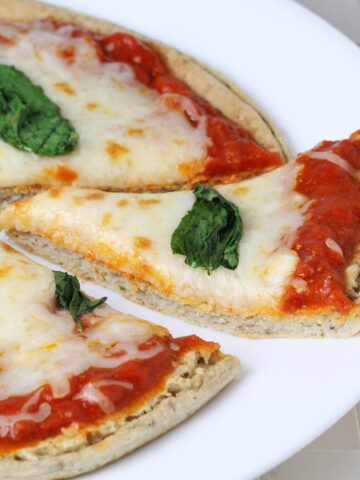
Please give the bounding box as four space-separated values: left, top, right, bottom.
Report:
0 348 240 480
0 0 290 162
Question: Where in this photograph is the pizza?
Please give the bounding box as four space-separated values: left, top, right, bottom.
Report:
0 0 289 212
1 1 357 479
0 241 240 479
3 131 360 338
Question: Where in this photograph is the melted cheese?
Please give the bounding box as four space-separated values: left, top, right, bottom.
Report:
0 402 52 439
0 163 310 313
0 243 167 402
74 380 133 414
305 150 355 176
0 21 209 188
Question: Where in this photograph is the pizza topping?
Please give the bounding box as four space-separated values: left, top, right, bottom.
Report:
305 149 356 176
0 402 51 439
171 184 242 273
0 388 52 439
282 135 360 313
0 65 79 156
54 270 107 330
325 238 344 259
74 380 133 414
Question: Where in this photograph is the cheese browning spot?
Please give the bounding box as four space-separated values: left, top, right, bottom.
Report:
172 139 185 146
53 82 75 95
232 186 250 195
138 198 161 207
48 188 62 198
0 265 12 279
127 127 144 137
134 236 152 249
54 166 78 183
56 44 76 64
86 192 106 200
178 161 202 178
117 199 129 207
72 196 85 206
86 103 99 110
38 342 57 351
101 212 112 227
106 141 130 163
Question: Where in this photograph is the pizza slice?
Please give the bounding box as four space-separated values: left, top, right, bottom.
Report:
3 131 360 338
0 241 240 479
0 0 288 211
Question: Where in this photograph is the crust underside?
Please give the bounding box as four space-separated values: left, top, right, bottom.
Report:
8 231 360 339
0 326 240 480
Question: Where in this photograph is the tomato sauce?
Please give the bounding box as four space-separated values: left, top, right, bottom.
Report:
53 21 283 179
282 133 360 313
0 334 217 453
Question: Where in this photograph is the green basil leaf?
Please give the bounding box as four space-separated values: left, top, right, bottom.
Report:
53 271 107 330
171 183 242 274
0 65 79 156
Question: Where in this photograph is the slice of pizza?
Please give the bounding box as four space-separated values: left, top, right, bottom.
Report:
0 0 288 210
0 242 240 479
3 131 360 338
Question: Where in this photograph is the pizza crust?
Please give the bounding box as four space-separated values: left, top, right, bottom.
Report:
0 0 290 161
9 231 360 338
0 348 240 480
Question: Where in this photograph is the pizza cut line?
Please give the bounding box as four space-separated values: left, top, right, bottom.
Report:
0 241 240 479
3 131 360 337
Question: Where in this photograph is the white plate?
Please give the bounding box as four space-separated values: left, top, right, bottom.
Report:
7 0 360 479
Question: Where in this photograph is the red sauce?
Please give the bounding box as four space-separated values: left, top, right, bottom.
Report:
49 20 282 179
0 33 14 45
282 133 360 313
0 334 217 453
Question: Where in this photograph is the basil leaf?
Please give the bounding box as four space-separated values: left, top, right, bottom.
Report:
53 271 107 330
0 65 79 156
171 183 242 274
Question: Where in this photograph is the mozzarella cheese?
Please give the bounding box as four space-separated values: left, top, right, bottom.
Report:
0 21 209 189
0 163 310 313
0 242 167 411
305 150 355 176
